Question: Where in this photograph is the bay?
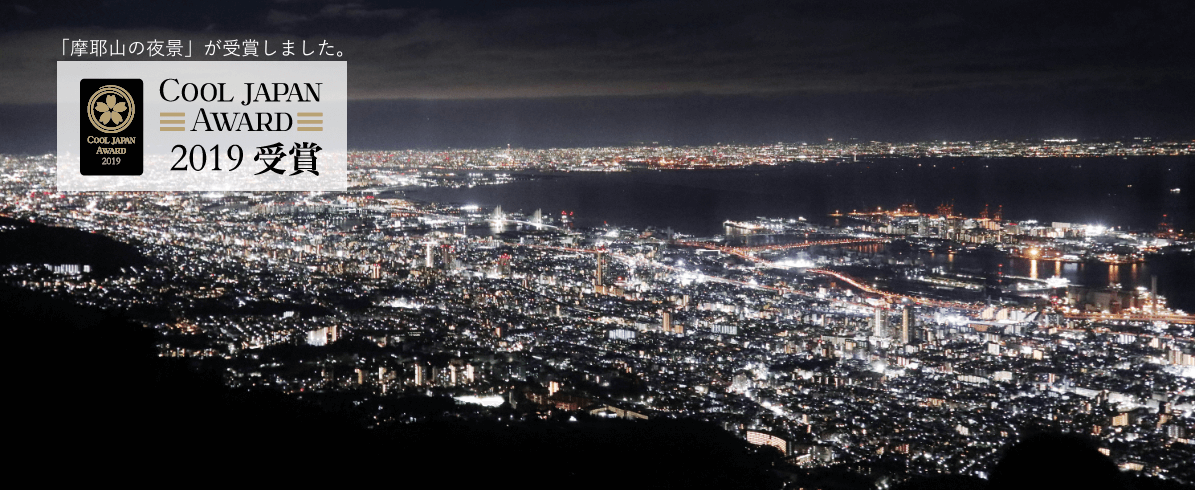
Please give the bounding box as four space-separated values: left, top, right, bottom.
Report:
406 156 1193 310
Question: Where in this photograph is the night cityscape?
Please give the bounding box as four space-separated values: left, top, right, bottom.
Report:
4 0 1195 488
3 143 1193 487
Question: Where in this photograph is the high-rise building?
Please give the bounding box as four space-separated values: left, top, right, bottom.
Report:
440 244 454 270
424 242 435 269
662 310 672 333
595 252 605 287
1151 274 1158 309
874 307 886 337
901 306 912 345
497 254 512 277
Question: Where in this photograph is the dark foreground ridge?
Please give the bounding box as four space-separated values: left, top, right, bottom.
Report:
0 216 149 275
7 284 779 487
7 283 1190 489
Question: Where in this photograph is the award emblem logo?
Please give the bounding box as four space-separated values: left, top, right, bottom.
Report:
80 79 143 175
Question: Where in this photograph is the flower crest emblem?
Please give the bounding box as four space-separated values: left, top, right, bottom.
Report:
95 94 127 126
85 84 136 134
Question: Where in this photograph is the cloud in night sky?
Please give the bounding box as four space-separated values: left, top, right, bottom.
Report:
1 0 1193 151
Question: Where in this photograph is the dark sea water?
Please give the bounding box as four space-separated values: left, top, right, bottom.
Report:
408 157 1190 235
406 156 1194 310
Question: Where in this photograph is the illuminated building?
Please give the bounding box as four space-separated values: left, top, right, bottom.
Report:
711 325 737 335
874 307 885 338
608 328 636 340
1111 413 1129 427
588 404 649 420
306 326 339 346
731 373 751 393
746 430 791 456
901 306 911 345
440 244 455 270
307 327 328 346
595 252 606 287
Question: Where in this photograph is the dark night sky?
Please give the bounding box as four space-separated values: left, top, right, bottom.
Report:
2 0 1193 152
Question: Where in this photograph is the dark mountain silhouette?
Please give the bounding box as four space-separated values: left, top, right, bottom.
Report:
6 284 782 488
0 216 149 275
4 280 1188 488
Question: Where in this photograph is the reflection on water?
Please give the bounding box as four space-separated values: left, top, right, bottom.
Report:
866 246 1194 311
405 162 1194 311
